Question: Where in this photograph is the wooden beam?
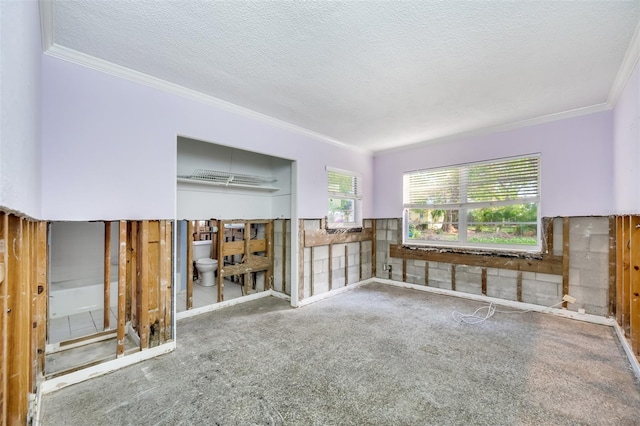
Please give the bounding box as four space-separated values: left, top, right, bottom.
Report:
187 221 194 309
345 245 349 286
402 259 407 282
481 268 487 296
138 221 150 349
266 220 274 290
389 245 563 275
616 216 624 326
298 220 305 301
282 220 287 294
451 265 456 291
164 221 172 341
517 271 523 302
128 222 137 327
217 220 225 303
0 213 6 425
544 217 554 255
608 216 617 318
103 221 111 330
221 240 267 256
304 228 373 247
358 241 362 282
562 217 570 308
425 262 429 286
36 222 47 375
310 247 315 296
623 216 632 336
158 221 168 343
117 221 127 357
630 216 640 354
371 221 377 278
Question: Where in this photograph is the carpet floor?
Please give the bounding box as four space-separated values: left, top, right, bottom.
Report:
39 282 640 425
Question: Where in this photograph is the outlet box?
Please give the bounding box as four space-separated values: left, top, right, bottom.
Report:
562 294 576 304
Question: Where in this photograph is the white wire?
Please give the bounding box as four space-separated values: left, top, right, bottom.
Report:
452 300 566 325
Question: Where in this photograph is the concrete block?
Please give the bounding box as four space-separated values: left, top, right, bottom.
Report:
413 260 426 267
457 265 483 274
486 276 517 301
456 281 482 295
569 251 608 273
429 268 451 283
389 220 398 230
314 245 329 260
386 230 396 242
376 219 387 230
568 234 590 252
534 273 562 284
486 268 499 276
429 279 452 290
568 285 607 308
521 279 560 299
522 272 536 281
376 230 387 241
455 271 481 286
498 269 518 278
570 217 609 236
588 235 610 254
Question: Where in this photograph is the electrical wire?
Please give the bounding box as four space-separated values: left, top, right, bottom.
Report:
452 300 566 325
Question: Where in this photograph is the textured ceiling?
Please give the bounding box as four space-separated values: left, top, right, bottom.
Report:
48 1 640 152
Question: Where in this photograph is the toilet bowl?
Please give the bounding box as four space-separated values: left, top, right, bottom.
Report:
195 258 218 287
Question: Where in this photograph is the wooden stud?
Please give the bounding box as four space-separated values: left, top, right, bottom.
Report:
608 216 617 318
0 213 6 425
517 271 523 302
562 217 570 308
451 264 456 291
425 262 429 286
35 222 47 375
298 220 305 301
623 216 632 336
138 221 150 349
481 268 487 296
282 220 287 294
128 221 137 327
187 221 194 309
266 220 274 290
310 246 315 296
117 221 127 357
103 221 111 330
616 216 624 326
344 244 349 286
402 259 407 282
371 220 377 278
358 241 362 282
158 221 168 343
327 244 332 291
544 217 554 254
243 221 251 295
630 216 640 354
165 221 173 341
217 220 225 303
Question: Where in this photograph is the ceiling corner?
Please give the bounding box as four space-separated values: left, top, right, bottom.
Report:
607 19 640 107
39 0 54 51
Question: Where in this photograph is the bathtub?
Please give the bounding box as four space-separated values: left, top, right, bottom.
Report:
49 277 118 318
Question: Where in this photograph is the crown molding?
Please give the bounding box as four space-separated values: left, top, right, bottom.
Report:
373 102 611 156
39 0 54 51
43 44 371 156
607 19 640 107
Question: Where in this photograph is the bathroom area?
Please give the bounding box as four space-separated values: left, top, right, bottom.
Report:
176 137 293 313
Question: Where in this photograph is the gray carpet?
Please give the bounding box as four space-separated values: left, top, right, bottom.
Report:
39 282 640 425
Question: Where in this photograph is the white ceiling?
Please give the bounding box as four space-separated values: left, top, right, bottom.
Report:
44 1 640 153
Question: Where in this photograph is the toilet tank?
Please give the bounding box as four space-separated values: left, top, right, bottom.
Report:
192 240 212 260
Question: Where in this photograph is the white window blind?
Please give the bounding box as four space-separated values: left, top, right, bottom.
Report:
403 155 540 250
327 167 362 228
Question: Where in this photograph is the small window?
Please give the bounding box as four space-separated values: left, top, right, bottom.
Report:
403 154 540 251
327 167 362 228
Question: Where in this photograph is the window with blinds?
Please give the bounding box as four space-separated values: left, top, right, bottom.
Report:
403 154 540 250
327 167 362 228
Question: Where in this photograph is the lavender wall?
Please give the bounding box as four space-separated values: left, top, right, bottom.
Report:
41 56 372 220
0 0 42 217
613 60 640 214
373 110 614 218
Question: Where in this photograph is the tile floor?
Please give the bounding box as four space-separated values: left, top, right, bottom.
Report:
48 307 118 343
176 278 246 312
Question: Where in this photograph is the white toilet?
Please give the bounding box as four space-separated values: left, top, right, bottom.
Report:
193 241 218 287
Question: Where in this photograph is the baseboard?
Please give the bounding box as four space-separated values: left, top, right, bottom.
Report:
613 322 640 381
296 278 375 308
375 279 615 327
176 290 275 320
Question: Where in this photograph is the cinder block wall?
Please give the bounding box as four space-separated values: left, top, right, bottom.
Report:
300 219 373 299
375 217 611 316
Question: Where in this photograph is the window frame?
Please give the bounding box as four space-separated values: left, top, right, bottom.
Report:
326 166 362 229
402 154 541 252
